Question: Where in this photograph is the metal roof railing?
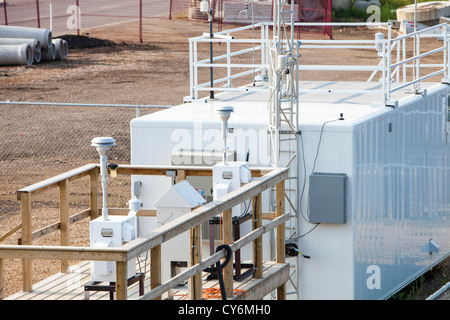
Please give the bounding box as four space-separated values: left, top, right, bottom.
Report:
187 21 450 106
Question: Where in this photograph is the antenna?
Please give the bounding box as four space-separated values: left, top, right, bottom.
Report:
217 106 234 165
91 137 116 221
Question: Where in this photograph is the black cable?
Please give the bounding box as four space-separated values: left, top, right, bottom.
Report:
204 244 232 300
311 118 341 176
295 117 342 239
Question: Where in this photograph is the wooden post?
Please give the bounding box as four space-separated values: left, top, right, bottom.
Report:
253 194 263 279
222 209 233 298
116 261 127 300
276 181 286 300
150 244 161 300
20 192 32 292
89 168 99 220
176 169 186 184
189 224 202 300
59 179 70 272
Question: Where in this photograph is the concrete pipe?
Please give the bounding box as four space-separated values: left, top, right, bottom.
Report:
0 38 40 65
41 42 56 62
52 39 68 60
0 38 41 53
34 49 41 64
52 39 63 60
62 40 68 59
0 26 52 50
0 43 34 66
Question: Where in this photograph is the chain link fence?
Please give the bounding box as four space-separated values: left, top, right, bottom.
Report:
0 103 165 297
0 0 170 40
0 104 161 221
170 0 332 36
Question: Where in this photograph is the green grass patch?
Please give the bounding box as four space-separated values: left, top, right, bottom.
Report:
333 0 442 22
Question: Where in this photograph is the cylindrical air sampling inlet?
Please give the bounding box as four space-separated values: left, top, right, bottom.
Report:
278 54 287 72
217 106 234 165
0 44 34 66
375 32 384 53
200 0 209 13
0 26 52 50
91 137 116 221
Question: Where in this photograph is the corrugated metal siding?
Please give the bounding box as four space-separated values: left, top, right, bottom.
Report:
353 85 450 299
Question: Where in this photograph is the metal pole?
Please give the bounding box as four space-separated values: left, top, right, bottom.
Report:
3 0 7 25
0 101 171 109
169 0 173 20
36 0 41 28
49 3 53 33
76 0 80 36
139 0 143 43
209 0 214 99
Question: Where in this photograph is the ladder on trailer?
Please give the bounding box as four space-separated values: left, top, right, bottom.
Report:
268 0 301 299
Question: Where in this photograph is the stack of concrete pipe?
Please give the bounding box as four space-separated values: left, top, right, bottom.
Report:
0 26 68 66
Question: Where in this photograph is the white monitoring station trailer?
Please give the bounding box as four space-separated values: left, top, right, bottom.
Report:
128 2 450 300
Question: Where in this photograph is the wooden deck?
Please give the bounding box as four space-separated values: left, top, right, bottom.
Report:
5 260 289 300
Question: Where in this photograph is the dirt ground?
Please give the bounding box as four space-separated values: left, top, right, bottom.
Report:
0 17 449 300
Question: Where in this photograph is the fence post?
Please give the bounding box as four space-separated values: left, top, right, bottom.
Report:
176 169 186 184
89 168 99 220
3 0 7 25
169 0 173 19
276 181 286 300
116 261 127 300
20 192 32 292
59 179 70 272
139 0 143 43
222 208 233 298
150 244 161 300
76 0 80 36
189 224 202 299
252 194 263 279
35 0 40 28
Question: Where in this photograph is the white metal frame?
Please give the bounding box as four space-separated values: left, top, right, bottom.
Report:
187 21 450 105
187 22 270 101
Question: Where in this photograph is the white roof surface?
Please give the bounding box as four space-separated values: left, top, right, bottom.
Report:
132 81 439 131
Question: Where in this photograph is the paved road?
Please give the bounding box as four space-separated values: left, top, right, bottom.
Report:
0 0 170 35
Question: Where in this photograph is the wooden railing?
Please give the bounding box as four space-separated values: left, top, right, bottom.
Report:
0 164 289 300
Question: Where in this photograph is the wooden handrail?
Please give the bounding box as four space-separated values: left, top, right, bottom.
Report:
15 164 275 198
141 212 290 300
16 164 98 198
0 224 21 244
123 168 289 260
2 163 289 300
0 244 128 261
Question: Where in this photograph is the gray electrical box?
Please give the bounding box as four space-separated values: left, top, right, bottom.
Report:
309 172 347 224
